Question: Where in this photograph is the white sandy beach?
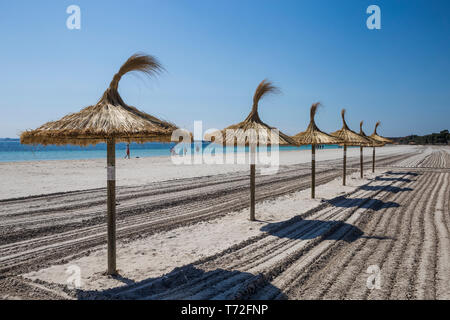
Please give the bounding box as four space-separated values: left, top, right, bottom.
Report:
0 145 418 200
24 169 380 292
6 144 416 290
2 144 449 299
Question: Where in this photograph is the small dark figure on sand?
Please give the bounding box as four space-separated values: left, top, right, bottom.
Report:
125 143 130 159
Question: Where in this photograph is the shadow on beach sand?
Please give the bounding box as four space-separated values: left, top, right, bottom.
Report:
73 179 410 300
74 265 287 300
358 185 413 193
385 171 419 176
327 196 400 211
374 176 413 183
260 218 394 243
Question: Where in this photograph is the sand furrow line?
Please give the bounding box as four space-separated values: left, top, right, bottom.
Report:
289 174 415 300
0 168 394 276
312 175 416 300
111 186 381 299
0 167 339 246
131 180 398 299
3 150 401 221
203 181 390 274
256 207 375 300
120 202 354 299
0 168 347 275
0 152 415 278
378 172 436 299
0 151 408 215
151 217 355 300
434 172 450 299
245 178 410 301
361 171 437 299
88 208 344 299
0 166 342 253
365 172 435 299
415 172 445 299
397 172 442 299
258 174 413 298
334 170 432 299
203 199 358 272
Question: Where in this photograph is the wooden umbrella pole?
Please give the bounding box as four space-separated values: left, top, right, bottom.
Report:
372 147 375 173
343 145 347 186
107 138 117 275
311 144 316 199
360 146 363 178
249 144 256 221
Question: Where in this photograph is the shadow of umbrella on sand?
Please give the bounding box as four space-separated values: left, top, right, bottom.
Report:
205 79 297 221
20 54 184 275
260 217 395 242
74 265 288 300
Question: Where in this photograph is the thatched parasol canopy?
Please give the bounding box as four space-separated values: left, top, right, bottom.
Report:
19 53 181 276
292 103 342 145
21 54 178 146
292 103 341 199
331 109 371 146
359 121 384 147
370 121 393 144
205 79 296 222
206 79 297 146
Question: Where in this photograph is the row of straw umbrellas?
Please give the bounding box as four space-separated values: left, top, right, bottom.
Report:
20 53 393 275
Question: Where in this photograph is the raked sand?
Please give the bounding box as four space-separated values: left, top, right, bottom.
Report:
24 170 382 292
3 145 449 299
0 145 418 200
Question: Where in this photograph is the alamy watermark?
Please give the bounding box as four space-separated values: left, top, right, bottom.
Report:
366 264 382 290
66 264 82 289
366 5 381 30
66 5 380 31
66 5 81 30
170 121 281 175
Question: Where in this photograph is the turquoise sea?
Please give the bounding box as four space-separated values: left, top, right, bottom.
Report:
0 139 342 162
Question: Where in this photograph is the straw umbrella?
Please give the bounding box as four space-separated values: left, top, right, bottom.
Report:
20 54 180 275
369 121 393 172
292 103 342 198
330 109 371 186
206 79 297 221
358 121 384 178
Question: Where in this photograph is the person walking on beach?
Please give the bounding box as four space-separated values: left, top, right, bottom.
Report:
125 143 130 159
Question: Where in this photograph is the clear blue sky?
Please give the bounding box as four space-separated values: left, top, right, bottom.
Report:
0 0 449 138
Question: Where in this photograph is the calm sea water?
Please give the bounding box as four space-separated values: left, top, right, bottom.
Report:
0 139 341 162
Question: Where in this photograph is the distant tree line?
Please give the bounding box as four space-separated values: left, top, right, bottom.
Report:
391 130 449 145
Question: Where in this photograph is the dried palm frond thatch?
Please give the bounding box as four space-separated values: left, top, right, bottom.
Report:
291 103 341 199
370 121 393 144
205 79 297 146
21 54 178 146
369 121 392 174
330 109 371 186
292 103 342 145
358 120 383 179
330 109 371 146
205 79 296 222
359 121 384 147
19 53 182 276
